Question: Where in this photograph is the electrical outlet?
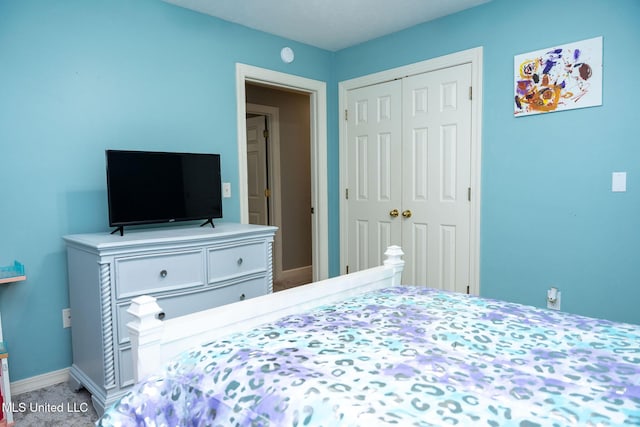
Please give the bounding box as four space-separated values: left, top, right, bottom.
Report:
62 308 72 328
547 288 561 310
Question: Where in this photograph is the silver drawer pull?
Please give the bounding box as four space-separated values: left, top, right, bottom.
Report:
239 293 246 301
160 269 168 278
237 257 243 266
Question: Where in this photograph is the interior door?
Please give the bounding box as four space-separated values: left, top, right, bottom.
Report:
401 63 472 292
345 80 403 270
345 63 472 291
246 115 269 225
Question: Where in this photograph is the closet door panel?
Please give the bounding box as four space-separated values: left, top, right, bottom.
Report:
346 80 403 271
401 63 472 291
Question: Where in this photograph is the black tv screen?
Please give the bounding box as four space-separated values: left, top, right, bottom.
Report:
106 150 222 232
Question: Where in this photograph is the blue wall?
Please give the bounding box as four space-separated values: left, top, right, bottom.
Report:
1 0 639 383
0 0 333 381
336 0 640 324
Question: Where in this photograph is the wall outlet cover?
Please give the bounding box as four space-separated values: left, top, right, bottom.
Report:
62 308 72 328
547 291 561 310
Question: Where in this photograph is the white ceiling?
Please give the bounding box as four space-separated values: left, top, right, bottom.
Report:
163 0 491 51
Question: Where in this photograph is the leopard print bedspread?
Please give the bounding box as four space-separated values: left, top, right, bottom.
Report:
99 287 640 426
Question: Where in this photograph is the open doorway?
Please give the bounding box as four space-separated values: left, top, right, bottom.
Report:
235 63 329 284
245 84 312 291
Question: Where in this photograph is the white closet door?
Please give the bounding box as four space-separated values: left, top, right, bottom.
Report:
346 79 403 270
345 63 473 291
401 63 472 292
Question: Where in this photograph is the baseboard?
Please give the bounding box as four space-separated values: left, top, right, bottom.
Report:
10 367 70 396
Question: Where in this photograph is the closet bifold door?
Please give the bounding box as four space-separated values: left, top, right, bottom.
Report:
346 63 472 293
400 63 472 293
345 79 403 273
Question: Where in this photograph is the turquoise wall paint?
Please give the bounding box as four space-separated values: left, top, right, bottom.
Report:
0 0 333 381
336 0 640 324
1 0 639 383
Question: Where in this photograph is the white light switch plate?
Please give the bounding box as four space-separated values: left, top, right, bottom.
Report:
612 172 626 192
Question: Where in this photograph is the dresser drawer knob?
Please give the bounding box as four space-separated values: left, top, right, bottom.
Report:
156 311 166 320
237 257 243 266
239 293 246 301
160 269 168 278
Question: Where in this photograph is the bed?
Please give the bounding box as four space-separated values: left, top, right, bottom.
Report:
98 246 640 426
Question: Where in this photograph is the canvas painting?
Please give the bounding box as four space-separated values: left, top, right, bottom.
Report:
514 36 602 116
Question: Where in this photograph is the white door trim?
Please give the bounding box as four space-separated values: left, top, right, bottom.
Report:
338 47 483 294
246 103 283 280
236 63 328 281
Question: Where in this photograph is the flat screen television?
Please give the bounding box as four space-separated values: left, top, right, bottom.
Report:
106 150 222 235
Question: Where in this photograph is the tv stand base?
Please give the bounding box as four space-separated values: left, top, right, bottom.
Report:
200 218 215 228
110 226 124 236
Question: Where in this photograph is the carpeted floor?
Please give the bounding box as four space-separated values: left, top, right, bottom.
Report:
273 278 309 293
10 382 98 426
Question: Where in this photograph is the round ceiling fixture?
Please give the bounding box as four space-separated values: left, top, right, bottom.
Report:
280 47 295 64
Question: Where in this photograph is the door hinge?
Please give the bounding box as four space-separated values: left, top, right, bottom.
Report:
264 188 271 198
469 86 473 101
311 206 315 214
344 109 348 121
468 187 471 202
345 188 349 199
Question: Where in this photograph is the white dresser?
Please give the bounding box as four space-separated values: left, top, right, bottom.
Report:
64 223 277 415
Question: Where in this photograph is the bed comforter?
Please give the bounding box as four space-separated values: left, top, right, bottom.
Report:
99 287 640 426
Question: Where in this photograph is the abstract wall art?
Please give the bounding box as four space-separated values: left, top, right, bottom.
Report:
514 36 602 117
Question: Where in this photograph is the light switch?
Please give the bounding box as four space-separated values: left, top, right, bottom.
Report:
223 182 231 198
612 172 626 192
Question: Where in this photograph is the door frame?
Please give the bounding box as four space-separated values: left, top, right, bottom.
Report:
246 103 284 280
236 63 328 281
338 47 483 294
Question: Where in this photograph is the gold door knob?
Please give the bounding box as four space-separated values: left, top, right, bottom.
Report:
402 210 412 218
389 209 399 218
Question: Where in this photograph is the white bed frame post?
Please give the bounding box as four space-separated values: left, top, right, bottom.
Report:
384 245 404 285
126 296 164 382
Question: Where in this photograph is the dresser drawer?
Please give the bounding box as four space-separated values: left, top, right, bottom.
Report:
115 250 205 299
115 277 268 346
207 242 266 283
